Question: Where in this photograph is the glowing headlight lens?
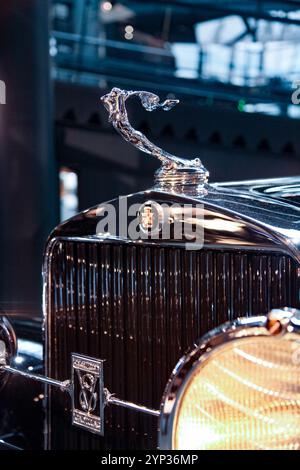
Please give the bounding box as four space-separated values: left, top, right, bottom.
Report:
173 336 300 450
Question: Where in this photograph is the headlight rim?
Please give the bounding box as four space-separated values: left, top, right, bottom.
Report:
158 309 300 450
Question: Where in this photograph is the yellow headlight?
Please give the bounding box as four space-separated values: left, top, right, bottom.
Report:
159 309 300 450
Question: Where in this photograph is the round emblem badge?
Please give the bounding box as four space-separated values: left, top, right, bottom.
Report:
138 201 165 236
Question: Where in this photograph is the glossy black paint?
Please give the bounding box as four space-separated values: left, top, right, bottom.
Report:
214 176 300 206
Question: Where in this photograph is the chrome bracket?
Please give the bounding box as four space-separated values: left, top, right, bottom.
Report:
2 352 105 435
0 317 158 437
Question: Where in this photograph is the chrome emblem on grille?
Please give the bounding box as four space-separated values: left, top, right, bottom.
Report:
140 205 154 230
139 201 164 235
72 353 105 435
77 372 98 412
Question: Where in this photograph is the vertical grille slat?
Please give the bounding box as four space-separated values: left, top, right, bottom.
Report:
124 246 139 447
112 245 125 443
216 252 231 326
200 251 215 334
152 248 167 408
183 251 198 352
77 243 88 354
48 242 300 449
88 243 99 356
138 246 153 447
168 249 183 371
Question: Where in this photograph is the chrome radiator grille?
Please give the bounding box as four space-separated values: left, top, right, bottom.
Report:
46 240 300 449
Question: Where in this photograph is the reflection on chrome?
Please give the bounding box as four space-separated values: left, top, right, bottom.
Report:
175 338 300 450
101 87 209 195
160 310 300 450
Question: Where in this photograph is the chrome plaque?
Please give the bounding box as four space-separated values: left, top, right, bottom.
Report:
71 353 105 435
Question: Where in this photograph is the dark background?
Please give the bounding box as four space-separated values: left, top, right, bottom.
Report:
1 0 300 316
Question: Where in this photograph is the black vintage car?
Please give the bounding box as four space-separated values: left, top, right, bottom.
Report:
0 88 299 450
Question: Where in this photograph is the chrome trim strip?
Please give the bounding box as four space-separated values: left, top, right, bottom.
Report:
44 234 292 252
105 390 159 417
213 176 300 188
2 365 71 392
0 439 22 450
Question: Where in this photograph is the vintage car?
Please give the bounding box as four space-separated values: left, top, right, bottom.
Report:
0 88 299 450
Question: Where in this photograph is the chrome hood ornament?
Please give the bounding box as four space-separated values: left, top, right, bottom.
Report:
101 87 209 195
